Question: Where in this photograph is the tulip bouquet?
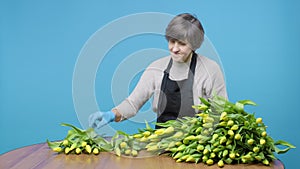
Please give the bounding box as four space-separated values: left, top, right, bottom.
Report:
47 96 295 167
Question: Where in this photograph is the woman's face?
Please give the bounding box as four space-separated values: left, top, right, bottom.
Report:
168 39 193 63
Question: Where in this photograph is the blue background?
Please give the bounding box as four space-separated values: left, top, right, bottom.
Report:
1 0 299 168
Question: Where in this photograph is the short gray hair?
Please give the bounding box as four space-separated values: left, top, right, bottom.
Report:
165 13 205 51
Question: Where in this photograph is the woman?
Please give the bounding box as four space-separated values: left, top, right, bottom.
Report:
89 13 227 129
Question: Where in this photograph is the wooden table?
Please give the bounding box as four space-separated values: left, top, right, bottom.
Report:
0 143 285 169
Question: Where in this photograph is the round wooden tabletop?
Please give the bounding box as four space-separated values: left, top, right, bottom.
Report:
0 143 285 169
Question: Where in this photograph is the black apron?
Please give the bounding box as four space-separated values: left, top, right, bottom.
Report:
156 52 197 128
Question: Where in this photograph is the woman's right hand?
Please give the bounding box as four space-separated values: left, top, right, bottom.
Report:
88 111 115 129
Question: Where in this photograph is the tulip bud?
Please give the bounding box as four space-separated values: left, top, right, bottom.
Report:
173 131 184 138
227 120 234 126
81 141 87 147
203 148 209 155
212 133 219 141
147 145 158 151
203 117 214 123
139 136 148 142
164 126 174 134
256 117 263 124
197 144 204 151
154 129 165 135
219 136 227 144
75 147 81 154
186 156 195 162
219 121 227 127
143 131 151 137
202 123 213 128
222 149 229 157
260 138 266 145
133 133 143 138
255 155 262 161
184 135 196 141
202 155 208 162
53 147 62 152
177 144 186 151
234 134 241 140
131 150 138 157
206 159 214 165
148 134 158 140
231 124 239 131
210 152 216 158
62 140 69 146
64 147 71 154
93 147 100 155
262 159 269 165
229 152 235 159
227 130 234 136
168 141 176 148
85 145 92 154
218 160 224 167
253 147 260 153
120 142 127 149
173 152 183 159
220 112 227 121
70 143 77 151
198 105 208 110
247 139 254 145
125 149 131 155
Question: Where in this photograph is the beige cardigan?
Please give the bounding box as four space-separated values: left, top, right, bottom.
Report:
114 54 227 120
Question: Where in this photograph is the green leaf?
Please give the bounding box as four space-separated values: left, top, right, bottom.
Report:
61 123 85 135
275 140 296 148
226 113 240 120
111 133 119 146
267 154 277 160
143 120 156 132
65 129 76 139
132 143 142 151
235 102 244 112
155 120 176 128
232 100 256 114
274 147 291 154
116 130 129 137
205 144 211 152
238 100 257 106
101 143 113 152
145 120 152 131
86 128 98 139
93 136 112 152
94 137 109 145
47 139 61 149
212 96 227 107
199 97 211 106
115 147 121 156
274 140 296 154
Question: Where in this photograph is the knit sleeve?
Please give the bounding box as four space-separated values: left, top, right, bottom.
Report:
113 66 156 120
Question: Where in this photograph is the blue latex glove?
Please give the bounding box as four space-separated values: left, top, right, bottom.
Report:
88 111 115 129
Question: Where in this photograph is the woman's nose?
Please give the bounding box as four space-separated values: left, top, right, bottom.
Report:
171 42 180 52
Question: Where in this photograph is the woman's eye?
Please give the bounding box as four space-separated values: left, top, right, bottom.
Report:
169 39 187 46
179 41 186 46
169 39 176 43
